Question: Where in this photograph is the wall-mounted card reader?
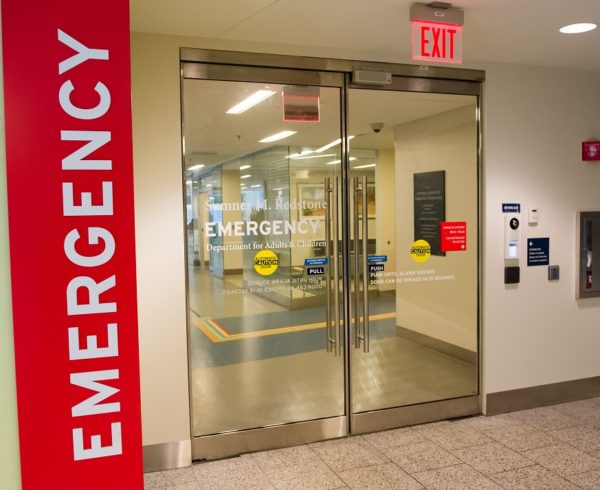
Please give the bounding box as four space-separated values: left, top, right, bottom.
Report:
504 214 520 259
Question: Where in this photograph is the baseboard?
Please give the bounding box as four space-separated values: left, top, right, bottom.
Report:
143 440 192 473
395 325 477 364
486 376 600 415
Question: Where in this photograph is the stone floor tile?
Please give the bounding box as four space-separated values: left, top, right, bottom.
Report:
361 427 424 450
482 423 559 452
412 463 502 490
491 464 580 489
192 456 273 489
458 413 523 431
552 400 600 427
260 460 345 490
383 441 461 474
566 469 600 489
145 471 172 489
415 420 493 450
509 406 581 431
547 424 600 443
309 436 388 472
145 467 196 488
451 441 533 475
522 443 600 477
165 484 200 490
337 463 423 490
251 445 321 471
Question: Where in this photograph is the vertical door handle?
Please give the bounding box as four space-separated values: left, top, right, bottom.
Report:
353 178 362 349
324 177 342 356
352 177 370 353
361 176 370 353
332 177 341 356
324 177 333 353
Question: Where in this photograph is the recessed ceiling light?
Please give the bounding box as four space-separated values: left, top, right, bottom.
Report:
188 164 204 171
240 165 251 170
259 130 297 143
353 163 376 169
315 136 355 153
559 23 597 34
241 174 252 179
226 90 276 114
289 153 336 160
325 157 357 165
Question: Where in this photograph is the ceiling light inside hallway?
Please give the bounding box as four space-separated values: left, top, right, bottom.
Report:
259 130 297 143
226 90 276 114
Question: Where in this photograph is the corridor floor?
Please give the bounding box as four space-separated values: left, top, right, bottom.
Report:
144 396 600 489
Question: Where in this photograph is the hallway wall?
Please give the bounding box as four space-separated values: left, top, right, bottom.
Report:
130 31 600 444
481 62 600 402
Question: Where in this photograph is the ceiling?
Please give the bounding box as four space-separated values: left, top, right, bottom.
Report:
131 0 600 72
182 79 475 171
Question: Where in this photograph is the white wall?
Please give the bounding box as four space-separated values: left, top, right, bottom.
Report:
394 105 479 352
482 63 600 399
131 30 600 445
131 34 191 446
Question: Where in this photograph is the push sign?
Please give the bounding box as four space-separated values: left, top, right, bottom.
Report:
410 3 464 65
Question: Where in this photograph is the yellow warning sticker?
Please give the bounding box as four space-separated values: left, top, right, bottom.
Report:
253 249 279 276
410 240 431 263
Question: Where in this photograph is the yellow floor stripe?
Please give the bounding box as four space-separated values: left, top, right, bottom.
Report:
194 311 396 343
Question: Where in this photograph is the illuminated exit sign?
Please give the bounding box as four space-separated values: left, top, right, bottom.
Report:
411 20 462 64
410 3 464 65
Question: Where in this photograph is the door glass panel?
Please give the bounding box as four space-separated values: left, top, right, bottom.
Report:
182 77 345 436
348 89 479 413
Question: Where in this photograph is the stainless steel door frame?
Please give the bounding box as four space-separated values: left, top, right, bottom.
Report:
181 50 483 460
193 417 347 460
182 61 349 461
345 79 482 432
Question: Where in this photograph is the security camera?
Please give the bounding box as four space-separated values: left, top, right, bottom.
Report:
371 122 384 133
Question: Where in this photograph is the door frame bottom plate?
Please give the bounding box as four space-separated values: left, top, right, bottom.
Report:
352 395 480 434
192 416 347 461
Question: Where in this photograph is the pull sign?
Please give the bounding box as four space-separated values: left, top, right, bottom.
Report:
411 20 462 64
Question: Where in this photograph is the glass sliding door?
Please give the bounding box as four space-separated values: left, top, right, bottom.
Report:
182 67 348 458
347 87 480 431
181 50 482 458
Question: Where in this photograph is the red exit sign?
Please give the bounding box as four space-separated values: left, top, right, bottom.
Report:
411 20 462 64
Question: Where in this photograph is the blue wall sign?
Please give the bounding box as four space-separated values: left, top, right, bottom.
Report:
367 255 388 263
305 257 328 266
527 237 550 266
502 203 521 213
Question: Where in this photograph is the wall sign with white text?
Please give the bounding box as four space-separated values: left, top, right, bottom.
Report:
1 1 144 488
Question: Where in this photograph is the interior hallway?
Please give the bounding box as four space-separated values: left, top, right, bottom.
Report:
144 396 600 489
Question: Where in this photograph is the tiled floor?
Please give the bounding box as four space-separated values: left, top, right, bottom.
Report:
145 396 600 489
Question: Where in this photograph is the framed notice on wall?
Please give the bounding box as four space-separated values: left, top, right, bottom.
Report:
414 170 446 256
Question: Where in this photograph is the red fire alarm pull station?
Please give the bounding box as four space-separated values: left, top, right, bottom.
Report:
582 141 600 161
410 2 464 65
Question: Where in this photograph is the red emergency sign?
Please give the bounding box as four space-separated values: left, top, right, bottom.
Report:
411 20 462 64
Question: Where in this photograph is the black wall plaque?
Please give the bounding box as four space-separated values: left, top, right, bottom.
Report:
414 170 446 256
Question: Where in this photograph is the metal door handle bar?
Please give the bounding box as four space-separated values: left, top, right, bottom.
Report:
324 177 342 356
353 177 362 349
333 177 341 356
324 177 333 353
361 175 370 353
